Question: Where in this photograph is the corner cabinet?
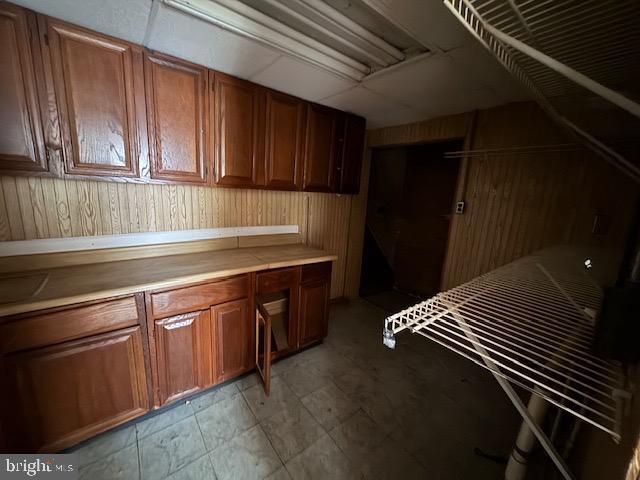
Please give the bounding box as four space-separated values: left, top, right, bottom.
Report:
213 73 265 188
303 104 344 192
144 52 209 184
338 114 366 194
0 2 49 174
44 18 147 179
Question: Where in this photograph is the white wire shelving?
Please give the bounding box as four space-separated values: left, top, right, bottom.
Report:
442 0 640 184
383 249 630 441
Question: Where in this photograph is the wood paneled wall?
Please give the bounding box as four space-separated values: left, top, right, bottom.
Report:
0 178 351 298
3 101 637 300
345 101 639 295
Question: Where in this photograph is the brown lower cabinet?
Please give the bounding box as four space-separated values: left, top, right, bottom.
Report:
1 325 149 453
212 298 252 383
146 275 252 407
0 262 332 452
253 262 332 393
154 310 210 405
299 279 330 347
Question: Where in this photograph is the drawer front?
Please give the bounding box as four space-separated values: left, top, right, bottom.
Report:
301 261 332 284
151 275 248 318
0 295 141 354
256 267 298 294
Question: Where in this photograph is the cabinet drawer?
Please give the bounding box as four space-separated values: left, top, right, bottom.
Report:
0 295 141 354
151 275 248 318
256 267 298 294
301 262 332 284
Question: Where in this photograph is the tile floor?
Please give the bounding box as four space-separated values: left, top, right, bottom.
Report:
69 298 523 479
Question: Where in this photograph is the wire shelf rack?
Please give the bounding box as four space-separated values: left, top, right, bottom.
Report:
442 0 640 184
468 0 640 98
384 249 630 441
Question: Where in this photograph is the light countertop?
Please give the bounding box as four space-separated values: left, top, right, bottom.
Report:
0 244 337 317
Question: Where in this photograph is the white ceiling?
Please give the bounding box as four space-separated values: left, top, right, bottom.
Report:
11 0 529 129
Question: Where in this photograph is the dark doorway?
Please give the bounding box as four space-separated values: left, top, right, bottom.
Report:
360 140 462 312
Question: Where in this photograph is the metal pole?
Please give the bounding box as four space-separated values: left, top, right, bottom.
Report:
452 308 575 480
505 389 551 480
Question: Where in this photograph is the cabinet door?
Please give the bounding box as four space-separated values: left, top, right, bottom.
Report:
255 301 272 395
298 280 329 347
303 104 342 192
145 52 208 184
154 310 209 406
212 298 251 382
46 19 146 178
338 114 365 194
264 90 305 190
2 326 148 453
0 3 48 174
213 73 264 187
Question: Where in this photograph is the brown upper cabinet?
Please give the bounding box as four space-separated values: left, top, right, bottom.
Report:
0 4 366 193
144 52 208 184
264 90 305 190
0 2 49 174
213 73 265 188
338 114 366 194
303 104 344 192
44 18 146 178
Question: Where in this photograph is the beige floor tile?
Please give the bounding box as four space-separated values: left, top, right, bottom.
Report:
284 434 355 480
277 363 332 398
195 393 257 451
136 402 194 439
71 425 136 468
190 382 240 413
300 382 359 430
78 444 139 480
265 466 291 480
261 402 325 462
209 425 282 480
139 416 207 479
329 410 387 467
242 376 300 421
165 454 217 480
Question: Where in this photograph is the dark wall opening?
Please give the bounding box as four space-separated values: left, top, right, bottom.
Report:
360 139 463 311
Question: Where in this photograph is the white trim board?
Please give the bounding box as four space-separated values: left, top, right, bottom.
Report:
0 225 299 257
